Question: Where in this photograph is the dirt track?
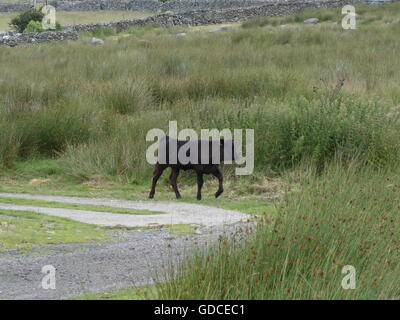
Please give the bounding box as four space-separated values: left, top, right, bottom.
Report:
0 193 250 227
0 193 252 299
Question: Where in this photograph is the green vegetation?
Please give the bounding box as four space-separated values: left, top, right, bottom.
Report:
0 196 163 215
0 3 399 299
2 4 400 179
167 224 196 236
76 285 158 300
159 165 400 299
9 7 44 33
23 20 43 33
0 209 108 251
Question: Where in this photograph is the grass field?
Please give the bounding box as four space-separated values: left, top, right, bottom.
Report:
0 209 107 251
0 3 399 299
2 8 400 179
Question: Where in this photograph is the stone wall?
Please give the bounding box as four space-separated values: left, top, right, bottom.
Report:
0 30 78 46
49 0 279 13
68 0 365 32
0 2 31 12
47 0 161 12
0 0 383 13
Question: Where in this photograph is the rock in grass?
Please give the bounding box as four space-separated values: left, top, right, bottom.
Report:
174 32 187 38
91 37 104 45
303 18 319 24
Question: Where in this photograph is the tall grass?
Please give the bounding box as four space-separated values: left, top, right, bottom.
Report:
0 119 21 169
158 164 400 299
60 113 162 181
57 96 400 181
0 3 399 300
1 3 400 178
0 103 101 160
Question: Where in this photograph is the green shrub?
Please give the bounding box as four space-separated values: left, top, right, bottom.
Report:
9 8 45 33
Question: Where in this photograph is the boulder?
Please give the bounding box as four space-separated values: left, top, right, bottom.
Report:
303 18 319 24
91 37 104 45
174 32 187 38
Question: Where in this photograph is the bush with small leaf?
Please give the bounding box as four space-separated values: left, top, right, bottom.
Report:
9 8 45 33
23 20 43 33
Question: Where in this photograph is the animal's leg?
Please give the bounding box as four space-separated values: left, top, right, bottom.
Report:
169 168 181 199
213 168 224 198
196 173 204 200
149 164 166 199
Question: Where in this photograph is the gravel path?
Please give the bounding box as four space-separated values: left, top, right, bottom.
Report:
0 223 253 300
0 193 250 227
0 192 254 300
